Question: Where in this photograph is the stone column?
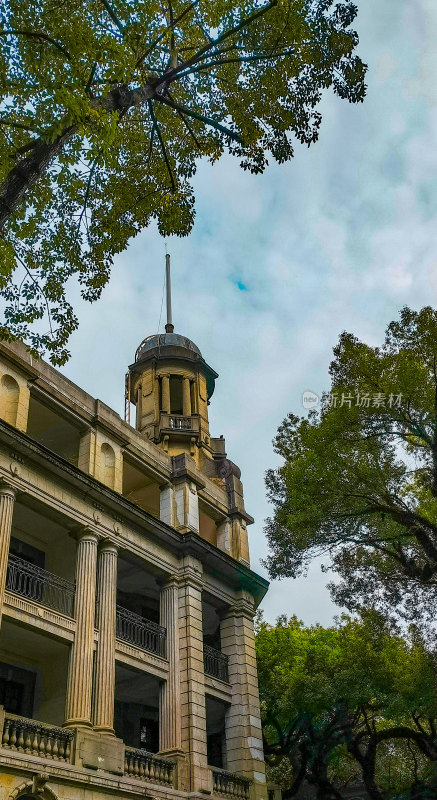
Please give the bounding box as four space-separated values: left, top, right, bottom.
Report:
0 481 16 625
178 557 209 792
159 577 182 753
93 540 118 734
220 593 267 800
162 375 170 413
65 529 99 728
182 377 191 417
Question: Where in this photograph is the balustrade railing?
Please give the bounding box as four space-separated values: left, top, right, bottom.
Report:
212 768 252 798
169 415 192 430
2 713 74 762
204 644 229 682
116 605 166 658
124 747 174 784
6 554 75 617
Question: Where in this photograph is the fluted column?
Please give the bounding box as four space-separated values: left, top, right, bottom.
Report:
65 529 98 728
93 540 118 733
182 377 191 417
159 577 182 753
0 481 16 625
162 375 170 413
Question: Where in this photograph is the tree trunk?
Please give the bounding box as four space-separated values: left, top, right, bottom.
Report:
0 83 156 231
0 125 77 229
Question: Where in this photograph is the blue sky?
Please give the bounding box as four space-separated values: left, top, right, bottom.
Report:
61 0 437 625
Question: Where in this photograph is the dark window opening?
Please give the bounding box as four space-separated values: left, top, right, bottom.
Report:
0 661 36 717
140 717 159 752
208 731 224 769
10 537 45 569
115 701 159 752
169 376 183 415
206 695 227 769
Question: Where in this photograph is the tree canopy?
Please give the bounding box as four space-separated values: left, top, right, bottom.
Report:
0 0 366 363
265 306 437 629
256 611 437 799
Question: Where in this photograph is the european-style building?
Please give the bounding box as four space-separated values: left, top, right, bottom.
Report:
0 304 269 800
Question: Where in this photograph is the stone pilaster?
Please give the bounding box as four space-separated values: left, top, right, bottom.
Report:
178 557 209 792
65 529 98 728
160 483 175 527
0 481 16 625
159 578 183 751
220 593 267 800
162 375 170 413
93 540 118 733
183 377 191 416
161 480 199 534
175 480 199 533
217 517 232 556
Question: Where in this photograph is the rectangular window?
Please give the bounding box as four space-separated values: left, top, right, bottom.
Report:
169 376 183 415
0 661 36 717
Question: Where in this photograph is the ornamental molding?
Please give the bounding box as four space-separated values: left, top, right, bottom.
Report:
8 773 58 800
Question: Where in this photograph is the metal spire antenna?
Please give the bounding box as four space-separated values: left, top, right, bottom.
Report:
165 253 174 333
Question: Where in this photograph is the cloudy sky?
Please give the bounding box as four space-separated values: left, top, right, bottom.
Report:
60 0 437 626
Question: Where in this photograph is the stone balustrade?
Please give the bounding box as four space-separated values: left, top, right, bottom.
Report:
1 713 74 762
212 768 252 799
124 747 175 784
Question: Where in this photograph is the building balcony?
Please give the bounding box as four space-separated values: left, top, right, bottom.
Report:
1 711 74 762
0 710 175 785
158 412 200 437
211 767 252 798
116 605 166 659
204 644 229 683
124 746 174 784
6 554 75 617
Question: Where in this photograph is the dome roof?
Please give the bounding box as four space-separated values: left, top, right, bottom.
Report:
135 333 202 362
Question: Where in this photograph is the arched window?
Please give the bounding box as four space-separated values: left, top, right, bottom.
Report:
0 374 19 426
100 443 116 489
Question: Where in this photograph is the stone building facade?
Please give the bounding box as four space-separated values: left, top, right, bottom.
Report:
0 329 268 800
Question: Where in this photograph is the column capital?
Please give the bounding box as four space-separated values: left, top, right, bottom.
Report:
70 525 100 544
179 556 203 590
0 479 17 499
222 592 255 621
98 538 119 554
161 574 180 590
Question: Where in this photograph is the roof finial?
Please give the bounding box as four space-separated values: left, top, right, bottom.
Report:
165 252 174 333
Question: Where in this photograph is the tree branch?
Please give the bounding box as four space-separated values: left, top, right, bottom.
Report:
156 93 243 143
0 29 71 59
147 101 175 191
164 0 278 82
100 0 124 34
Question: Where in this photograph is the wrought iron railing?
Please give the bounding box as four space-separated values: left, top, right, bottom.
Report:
124 747 174 784
2 713 74 762
6 554 75 617
212 768 252 798
116 605 166 658
204 644 229 682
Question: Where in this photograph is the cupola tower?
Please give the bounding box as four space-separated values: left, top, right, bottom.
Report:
126 255 218 468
